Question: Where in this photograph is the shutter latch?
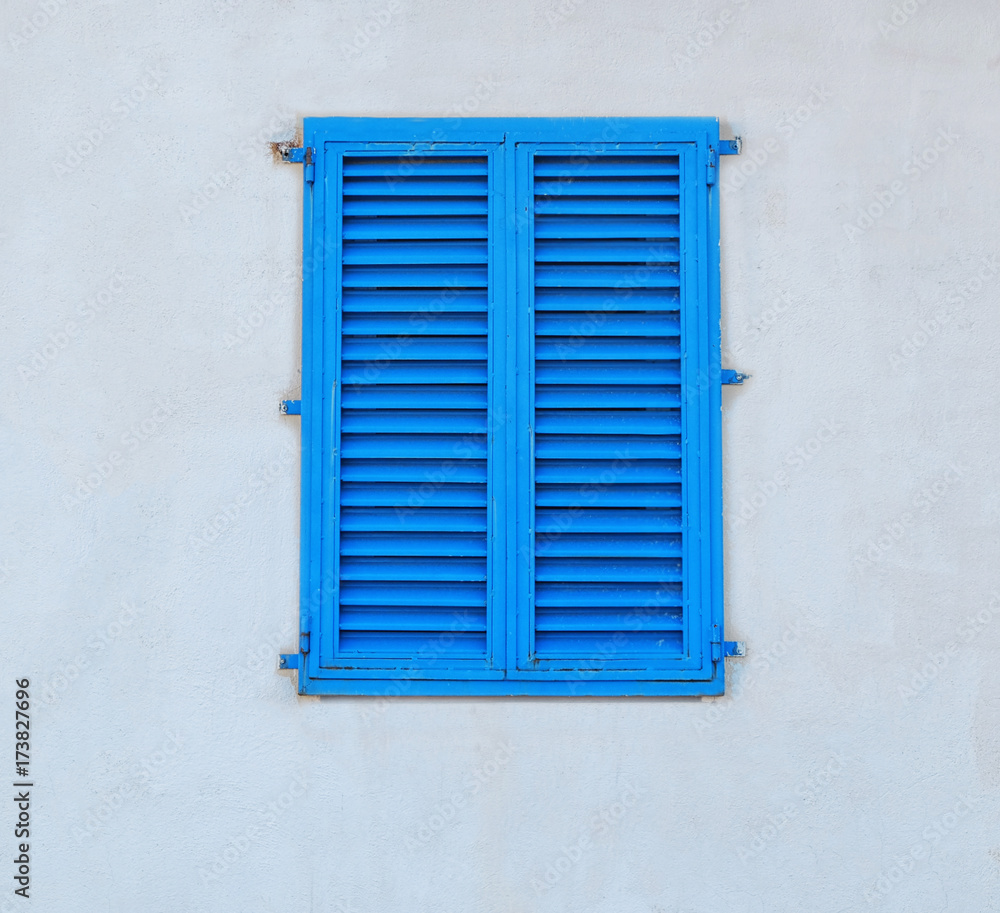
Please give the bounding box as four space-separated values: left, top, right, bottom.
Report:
280 399 302 415
280 145 315 183
721 370 748 385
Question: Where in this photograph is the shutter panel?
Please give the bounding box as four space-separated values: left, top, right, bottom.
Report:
515 145 710 677
323 146 503 675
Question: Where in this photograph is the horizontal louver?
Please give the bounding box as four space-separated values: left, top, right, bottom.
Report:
336 154 491 662
529 152 685 661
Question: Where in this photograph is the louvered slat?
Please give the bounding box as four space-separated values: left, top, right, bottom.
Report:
337 153 491 659
530 152 686 659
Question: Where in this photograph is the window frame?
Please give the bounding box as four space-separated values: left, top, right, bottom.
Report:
288 117 731 696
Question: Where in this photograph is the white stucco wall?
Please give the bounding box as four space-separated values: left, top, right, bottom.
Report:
3 0 1000 910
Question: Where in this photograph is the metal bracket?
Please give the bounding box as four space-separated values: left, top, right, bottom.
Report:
280 145 310 163
280 399 301 415
281 146 315 183
708 138 741 185
712 621 747 660
278 631 309 671
721 370 748 386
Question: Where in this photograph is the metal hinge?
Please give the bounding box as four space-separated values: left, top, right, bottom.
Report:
711 627 746 662
281 146 315 183
279 628 310 671
708 137 741 185
279 399 301 415
721 370 748 385
711 641 746 661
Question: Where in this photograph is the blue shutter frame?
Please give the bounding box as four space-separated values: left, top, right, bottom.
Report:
512 142 711 683
282 118 739 696
317 139 508 680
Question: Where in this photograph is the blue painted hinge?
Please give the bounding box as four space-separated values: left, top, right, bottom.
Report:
721 370 748 385
711 639 746 661
280 399 301 415
707 138 741 185
712 623 746 661
279 631 309 671
281 146 315 183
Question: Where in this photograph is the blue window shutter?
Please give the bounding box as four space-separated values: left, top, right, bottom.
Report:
289 119 730 695
511 143 715 683
316 143 506 679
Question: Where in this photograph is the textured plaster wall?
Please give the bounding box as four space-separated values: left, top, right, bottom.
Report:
2 1 1000 911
